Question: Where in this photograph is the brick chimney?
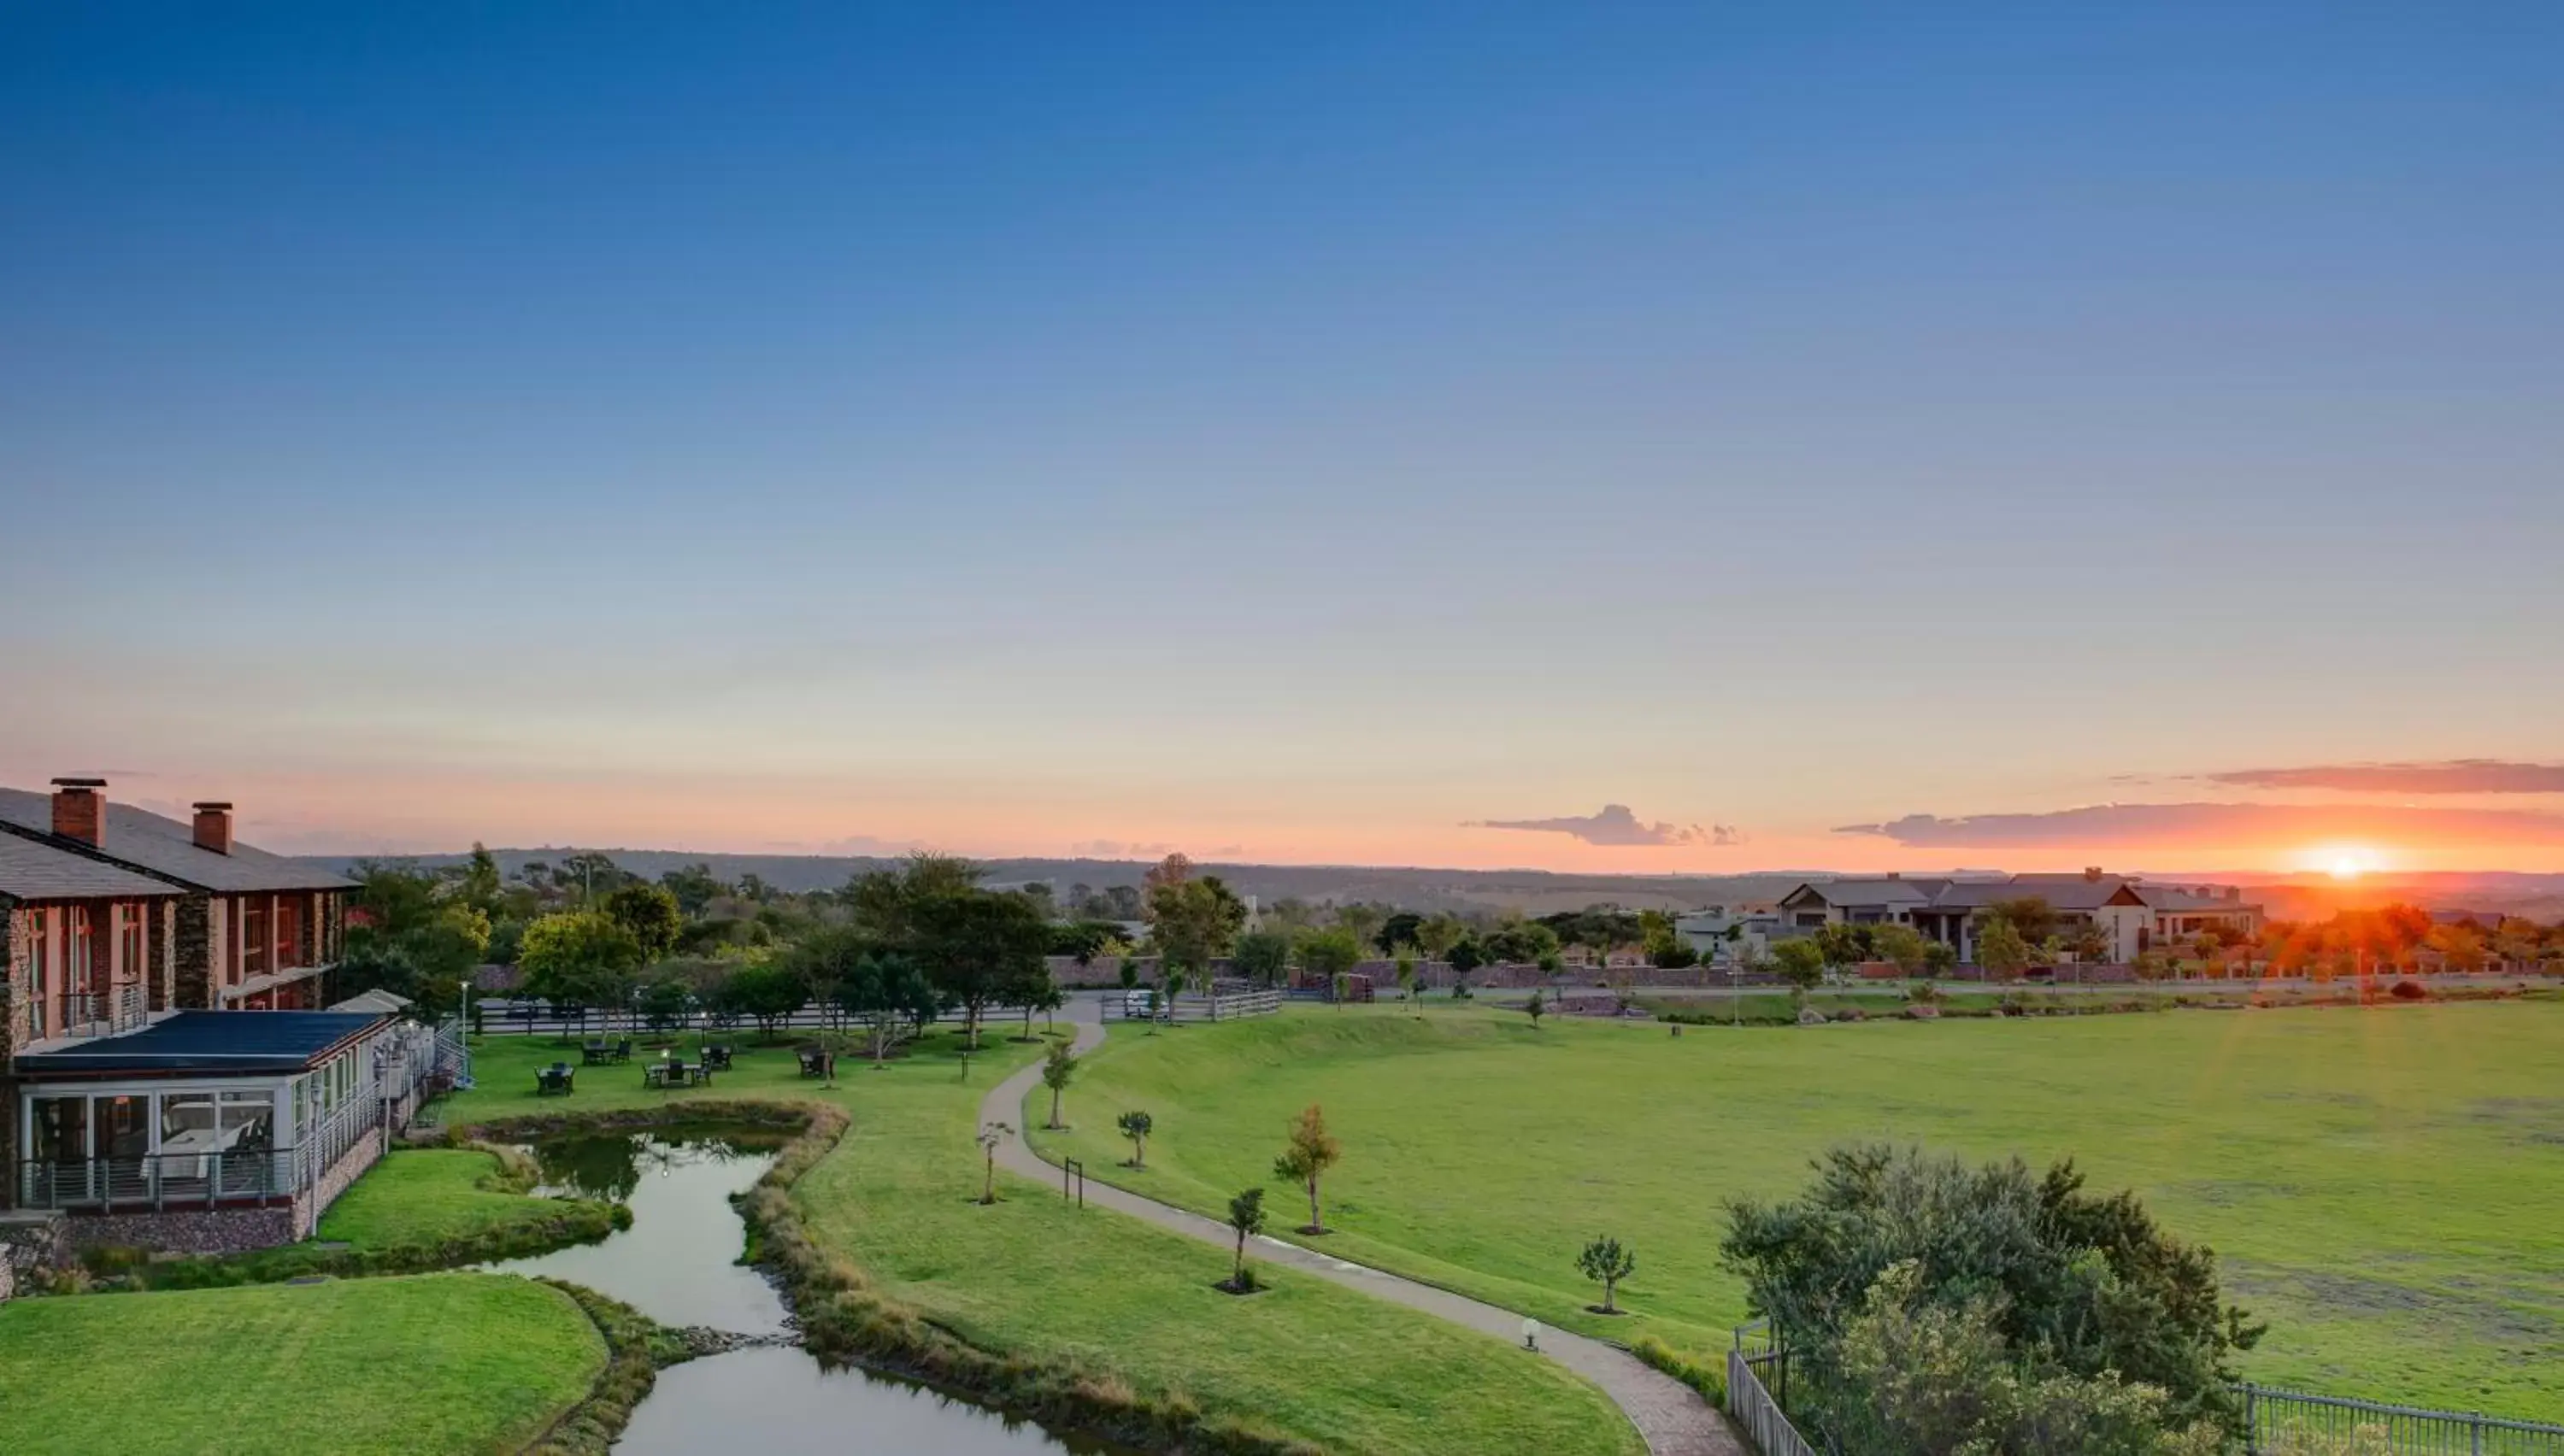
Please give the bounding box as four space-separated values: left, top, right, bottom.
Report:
2083 866 2103 883
50 778 107 847
193 801 235 855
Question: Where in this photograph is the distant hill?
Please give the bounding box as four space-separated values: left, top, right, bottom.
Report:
296 847 2564 919
298 847 1819 913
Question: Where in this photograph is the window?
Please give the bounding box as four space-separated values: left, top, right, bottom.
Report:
119 903 146 983
221 1091 275 1152
31 1095 86 1162
67 907 94 994
242 898 269 978
274 896 300 969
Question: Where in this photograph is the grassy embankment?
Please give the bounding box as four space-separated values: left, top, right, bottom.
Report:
1029 1000 2564 1421
0 1274 603 1456
444 1030 1644 1456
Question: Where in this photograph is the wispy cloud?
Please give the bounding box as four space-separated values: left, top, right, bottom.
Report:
1470 804 1732 848
2202 760 2564 795
1838 801 2564 848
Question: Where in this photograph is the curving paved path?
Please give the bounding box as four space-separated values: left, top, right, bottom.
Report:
977 1007 1740 1456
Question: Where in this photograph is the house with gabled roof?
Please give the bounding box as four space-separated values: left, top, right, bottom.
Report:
1 779 420 1247
0 778 355 1012
1774 868 2261 965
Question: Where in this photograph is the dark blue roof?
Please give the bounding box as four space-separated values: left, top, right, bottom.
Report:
15 1011 387 1077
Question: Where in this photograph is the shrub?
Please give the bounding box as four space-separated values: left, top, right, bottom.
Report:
1721 1144 2262 1440
2390 978 2427 1001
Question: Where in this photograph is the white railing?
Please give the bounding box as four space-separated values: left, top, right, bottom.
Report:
1726 1346 1820 1456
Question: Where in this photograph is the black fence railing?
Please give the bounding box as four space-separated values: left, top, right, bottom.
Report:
15 1150 293 1212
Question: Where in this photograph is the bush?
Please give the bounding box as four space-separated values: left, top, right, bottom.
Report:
1721 1144 2262 1441
2390 978 2427 1001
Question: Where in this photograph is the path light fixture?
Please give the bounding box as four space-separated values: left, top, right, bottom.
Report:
1522 1318 1540 1352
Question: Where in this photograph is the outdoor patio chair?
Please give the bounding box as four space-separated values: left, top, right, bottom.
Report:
644 1064 668 1090
703 1046 733 1071
611 1038 633 1062
797 1049 825 1077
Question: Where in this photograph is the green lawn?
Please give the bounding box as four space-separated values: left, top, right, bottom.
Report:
1028 1001 2564 1421
0 1275 603 1455
319 1146 562 1245
448 1030 1644 1456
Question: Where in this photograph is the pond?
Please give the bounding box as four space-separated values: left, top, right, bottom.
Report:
487 1124 1135 1455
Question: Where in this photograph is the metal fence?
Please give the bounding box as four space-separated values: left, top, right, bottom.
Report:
472 998 1039 1038
1100 987 1282 1024
15 1150 293 1212
1717 1325 2564 1456
2242 1384 2564 1455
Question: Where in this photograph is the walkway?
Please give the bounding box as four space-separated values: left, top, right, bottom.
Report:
977 1010 1741 1456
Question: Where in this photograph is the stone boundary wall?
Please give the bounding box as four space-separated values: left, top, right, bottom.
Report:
66 1206 294 1256
0 1213 70 1300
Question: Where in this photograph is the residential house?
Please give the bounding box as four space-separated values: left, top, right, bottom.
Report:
0 779 354 1011
1674 903 1783 962
2 780 409 1247
1774 869 2262 965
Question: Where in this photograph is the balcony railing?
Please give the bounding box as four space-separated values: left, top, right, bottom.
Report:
15 1149 293 1212
55 983 150 1039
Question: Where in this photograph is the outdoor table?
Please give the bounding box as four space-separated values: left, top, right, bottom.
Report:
581 1045 612 1066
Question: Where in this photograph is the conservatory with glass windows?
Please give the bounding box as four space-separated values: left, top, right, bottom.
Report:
9 1010 400 1242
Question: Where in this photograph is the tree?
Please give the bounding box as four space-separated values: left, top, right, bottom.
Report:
1721 1144 2262 1438
1013 958 1061 1040
1040 1039 1079 1130
2426 923 2487 972
456 842 505 916
714 959 809 1037
1050 919 1121 965
1225 1187 1267 1292
1976 918 2034 980
1446 936 1485 978
1116 1108 1154 1168
1772 937 1826 993
1395 950 1420 1013
518 912 644 1012
1578 1236 1637 1315
1272 1104 1342 1234
634 977 693 1037
1814 921 1874 977
846 852 987 946
1923 941 1959 978
1140 851 1195 900
658 862 732 919
1232 929 1292 987
1331 901 1391 954
1149 875 1249 984
1525 988 1547 1030
1482 919 1561 966
1872 924 1931 977
1985 896 2061 947
1416 913 1467 965
830 950 941 1066
1827 1260 2226 1456
912 887 1051 1048
1375 912 1424 955
976 1122 1011 1205
1294 927 1363 984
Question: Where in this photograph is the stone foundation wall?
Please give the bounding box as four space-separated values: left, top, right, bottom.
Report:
0 1212 71 1300
294 1128 384 1238
66 1206 295 1255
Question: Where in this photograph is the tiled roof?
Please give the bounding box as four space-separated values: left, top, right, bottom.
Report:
0 833 185 901
13 1010 386 1077
0 789 355 895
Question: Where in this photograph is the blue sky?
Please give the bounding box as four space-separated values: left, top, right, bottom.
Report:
5 4 2561 868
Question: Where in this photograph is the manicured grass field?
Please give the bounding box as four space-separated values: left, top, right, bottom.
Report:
319 1146 562 1245
448 1030 1644 1455
0 1275 603 1455
1029 1001 2564 1421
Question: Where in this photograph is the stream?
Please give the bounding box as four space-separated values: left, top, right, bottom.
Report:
485 1124 1132 1455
